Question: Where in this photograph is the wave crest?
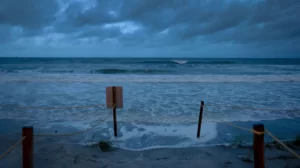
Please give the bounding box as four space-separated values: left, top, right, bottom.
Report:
89 68 173 74
171 60 188 64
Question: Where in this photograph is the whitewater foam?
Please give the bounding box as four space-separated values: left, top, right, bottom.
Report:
113 122 217 150
171 60 188 64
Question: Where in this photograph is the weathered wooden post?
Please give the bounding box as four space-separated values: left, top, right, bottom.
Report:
197 101 204 138
106 86 123 137
22 126 33 168
253 124 265 168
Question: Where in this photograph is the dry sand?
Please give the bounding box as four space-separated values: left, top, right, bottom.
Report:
1 136 300 168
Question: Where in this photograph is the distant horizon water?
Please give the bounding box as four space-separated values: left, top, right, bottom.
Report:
1 57 300 59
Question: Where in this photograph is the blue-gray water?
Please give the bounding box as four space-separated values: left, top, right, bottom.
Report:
0 58 300 150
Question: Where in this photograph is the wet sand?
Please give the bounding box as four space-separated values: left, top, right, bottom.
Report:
1 136 300 168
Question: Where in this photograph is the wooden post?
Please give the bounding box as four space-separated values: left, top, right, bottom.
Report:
22 126 33 168
253 124 264 168
197 101 204 138
112 86 117 137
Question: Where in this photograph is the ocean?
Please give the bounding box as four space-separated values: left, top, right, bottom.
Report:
1 57 300 150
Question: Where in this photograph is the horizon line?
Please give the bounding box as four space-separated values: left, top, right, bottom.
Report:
0 57 299 59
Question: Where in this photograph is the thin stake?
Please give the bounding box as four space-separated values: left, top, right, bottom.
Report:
197 101 204 138
112 86 117 137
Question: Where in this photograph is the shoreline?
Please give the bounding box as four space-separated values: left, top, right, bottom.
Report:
1 118 300 151
1 137 300 168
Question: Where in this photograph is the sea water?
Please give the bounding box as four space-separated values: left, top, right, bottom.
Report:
0 58 300 150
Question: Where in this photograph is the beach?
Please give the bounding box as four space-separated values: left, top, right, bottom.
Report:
1 0 300 166
1 58 300 167
1 135 300 168
1 118 300 167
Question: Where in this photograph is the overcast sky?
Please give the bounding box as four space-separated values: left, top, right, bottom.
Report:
0 0 299 58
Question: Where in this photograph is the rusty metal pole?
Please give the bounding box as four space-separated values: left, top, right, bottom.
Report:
197 101 204 138
22 126 33 168
112 86 117 137
253 124 265 168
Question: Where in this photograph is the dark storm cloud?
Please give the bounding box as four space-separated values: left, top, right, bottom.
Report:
0 0 59 29
74 26 122 40
62 0 120 27
0 25 14 43
205 2 300 45
0 0 299 56
0 0 59 44
58 0 300 45
163 0 300 43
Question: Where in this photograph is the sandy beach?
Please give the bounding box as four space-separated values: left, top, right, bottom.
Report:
1 136 300 168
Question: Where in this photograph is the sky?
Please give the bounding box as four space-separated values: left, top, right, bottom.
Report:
0 0 300 58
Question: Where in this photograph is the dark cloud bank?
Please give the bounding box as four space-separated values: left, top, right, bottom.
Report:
0 0 299 57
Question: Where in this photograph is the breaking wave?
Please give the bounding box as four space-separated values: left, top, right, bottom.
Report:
171 60 188 64
89 68 173 74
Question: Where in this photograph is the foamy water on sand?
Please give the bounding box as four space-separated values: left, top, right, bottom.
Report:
1 58 300 150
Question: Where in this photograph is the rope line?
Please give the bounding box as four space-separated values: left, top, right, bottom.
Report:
266 129 300 160
217 119 264 135
1 102 299 161
205 103 300 112
0 104 105 110
203 107 300 160
34 106 114 137
203 110 263 135
0 136 26 160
